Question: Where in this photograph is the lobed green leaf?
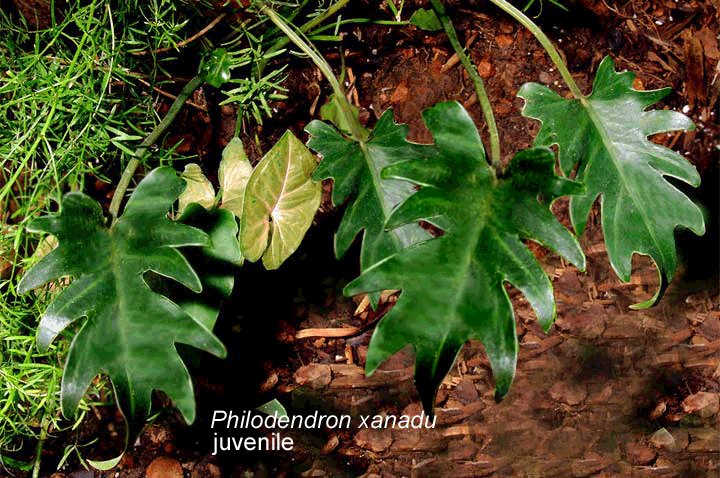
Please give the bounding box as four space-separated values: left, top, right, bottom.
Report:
18 167 226 440
345 102 585 414
307 110 442 302
518 56 705 307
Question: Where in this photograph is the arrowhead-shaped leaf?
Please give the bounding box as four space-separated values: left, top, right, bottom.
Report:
240 130 321 270
345 101 586 414
518 56 705 307
306 110 440 279
219 137 253 221
178 163 216 215
17 167 227 438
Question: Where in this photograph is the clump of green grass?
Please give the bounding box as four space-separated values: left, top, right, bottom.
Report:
0 280 63 456
0 0 209 466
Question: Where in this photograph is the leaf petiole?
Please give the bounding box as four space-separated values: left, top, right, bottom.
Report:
430 0 501 172
258 2 367 144
488 0 584 100
256 0 351 83
109 74 205 223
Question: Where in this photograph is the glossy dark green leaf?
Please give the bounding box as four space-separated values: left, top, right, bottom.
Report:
306 110 439 284
409 8 443 31
174 203 241 330
200 48 232 88
345 102 585 414
17 168 227 439
518 56 705 307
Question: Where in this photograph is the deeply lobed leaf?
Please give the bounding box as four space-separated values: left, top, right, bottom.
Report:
173 203 242 331
307 110 442 289
17 168 227 438
518 56 705 307
345 102 586 414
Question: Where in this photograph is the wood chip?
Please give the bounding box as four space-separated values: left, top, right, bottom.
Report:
259 372 278 392
297 327 361 339
687 428 720 452
321 434 340 454
495 34 514 49
447 439 480 461
390 84 409 104
441 53 460 73
648 401 667 420
354 295 371 315
684 31 706 108
329 364 413 389
587 384 613 405
682 392 719 417
354 427 393 452
436 401 485 426
477 58 495 79
294 364 332 389
442 424 485 438
697 26 720 61
625 441 657 466
548 381 588 405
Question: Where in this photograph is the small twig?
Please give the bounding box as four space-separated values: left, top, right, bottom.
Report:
296 327 361 339
297 318 382 340
441 31 478 73
131 13 227 56
136 78 208 111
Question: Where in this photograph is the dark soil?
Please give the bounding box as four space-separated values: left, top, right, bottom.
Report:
10 0 720 477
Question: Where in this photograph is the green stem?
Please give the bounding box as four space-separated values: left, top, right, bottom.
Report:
257 0 351 75
487 0 584 99
386 0 400 20
108 74 205 222
431 0 501 171
31 417 48 478
307 18 407 36
299 0 351 36
259 3 366 143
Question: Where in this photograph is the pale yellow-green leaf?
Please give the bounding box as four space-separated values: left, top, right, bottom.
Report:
178 163 215 215
31 234 58 261
241 131 321 270
29 234 60 296
219 137 253 217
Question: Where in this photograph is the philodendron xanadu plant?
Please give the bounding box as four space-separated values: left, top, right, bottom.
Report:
16 0 705 462
272 0 706 413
